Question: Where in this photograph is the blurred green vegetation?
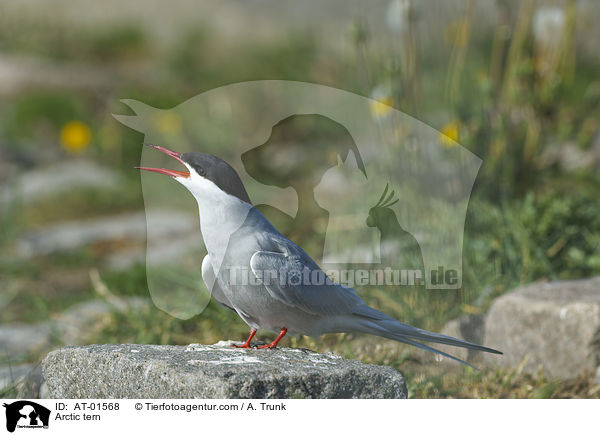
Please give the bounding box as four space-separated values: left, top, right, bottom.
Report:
0 1 599 398
0 17 147 63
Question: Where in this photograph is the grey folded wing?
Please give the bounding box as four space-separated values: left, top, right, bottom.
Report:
249 237 365 316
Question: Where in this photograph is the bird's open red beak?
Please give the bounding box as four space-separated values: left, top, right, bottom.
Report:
136 144 190 178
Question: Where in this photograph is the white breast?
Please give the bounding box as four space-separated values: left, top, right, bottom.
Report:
176 164 253 266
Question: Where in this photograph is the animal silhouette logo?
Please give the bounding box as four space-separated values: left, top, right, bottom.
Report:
314 150 379 264
242 113 366 262
366 183 424 271
3 401 50 433
114 81 481 318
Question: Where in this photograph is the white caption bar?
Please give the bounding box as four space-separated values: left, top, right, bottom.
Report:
1 399 597 435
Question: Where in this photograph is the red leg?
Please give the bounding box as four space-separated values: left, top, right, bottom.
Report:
256 328 287 349
232 329 256 348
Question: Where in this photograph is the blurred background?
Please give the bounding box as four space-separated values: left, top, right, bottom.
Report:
1 0 599 398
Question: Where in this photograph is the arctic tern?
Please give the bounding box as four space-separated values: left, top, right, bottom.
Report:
137 144 501 366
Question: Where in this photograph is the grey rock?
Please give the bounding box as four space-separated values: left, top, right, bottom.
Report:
0 54 114 97
483 277 600 379
1 160 118 206
0 324 51 357
17 210 196 257
42 343 407 399
106 232 199 270
540 140 600 171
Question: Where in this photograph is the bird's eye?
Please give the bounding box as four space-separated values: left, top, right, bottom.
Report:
197 167 206 176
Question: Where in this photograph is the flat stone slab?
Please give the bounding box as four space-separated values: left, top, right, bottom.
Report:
1 160 118 206
17 210 196 258
41 343 407 399
483 277 600 379
0 323 51 357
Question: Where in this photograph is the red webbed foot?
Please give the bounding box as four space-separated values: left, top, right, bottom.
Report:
254 327 287 349
231 328 256 348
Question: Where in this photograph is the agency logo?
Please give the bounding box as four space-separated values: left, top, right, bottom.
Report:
2 401 50 433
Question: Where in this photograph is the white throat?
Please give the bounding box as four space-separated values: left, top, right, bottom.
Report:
176 165 252 264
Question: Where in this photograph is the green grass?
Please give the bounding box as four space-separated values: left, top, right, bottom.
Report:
0 12 147 63
405 366 600 399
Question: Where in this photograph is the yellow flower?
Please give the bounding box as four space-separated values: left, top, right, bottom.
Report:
369 85 395 119
60 121 91 153
370 96 395 119
439 120 460 147
370 86 395 119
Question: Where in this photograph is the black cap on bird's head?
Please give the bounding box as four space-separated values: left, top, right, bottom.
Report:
136 144 251 203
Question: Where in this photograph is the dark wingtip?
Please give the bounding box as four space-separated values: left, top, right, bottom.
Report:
479 346 503 355
465 342 503 355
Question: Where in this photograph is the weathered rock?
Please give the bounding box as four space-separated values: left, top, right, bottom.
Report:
105 232 199 270
483 277 600 379
540 134 600 171
42 343 407 399
17 210 196 257
1 160 118 206
0 54 114 96
0 324 51 357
